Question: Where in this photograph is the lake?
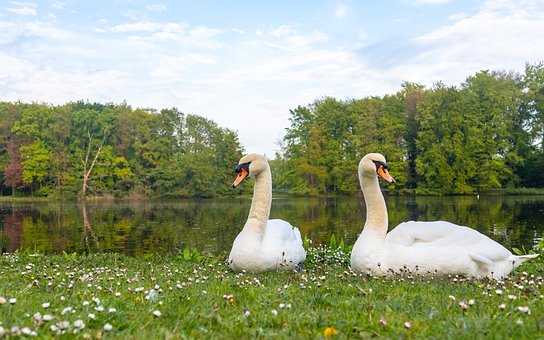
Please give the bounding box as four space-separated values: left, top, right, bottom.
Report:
1 195 543 256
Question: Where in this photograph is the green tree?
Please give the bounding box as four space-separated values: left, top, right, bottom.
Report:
20 140 52 195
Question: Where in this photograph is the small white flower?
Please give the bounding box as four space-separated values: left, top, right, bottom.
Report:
43 314 54 321
103 323 113 332
498 303 506 310
243 309 250 317
517 306 530 314
495 289 503 295
108 307 117 313
61 307 73 315
448 295 456 301
152 310 162 317
468 299 475 305
508 295 517 300
60 296 65 301
95 305 104 312
33 312 42 322
0 297 6 305
458 301 469 310
404 321 412 329
271 309 278 316
42 302 50 309
74 319 85 329
58 321 70 330
0 326 5 336
82 301 89 306
9 298 16 304
115 292 121 297
516 319 523 325
88 313 96 320
50 325 59 332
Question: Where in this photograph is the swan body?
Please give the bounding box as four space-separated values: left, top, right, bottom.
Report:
228 154 306 272
350 153 538 279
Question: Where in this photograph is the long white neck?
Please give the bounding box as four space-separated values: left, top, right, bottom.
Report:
359 171 388 239
245 164 272 232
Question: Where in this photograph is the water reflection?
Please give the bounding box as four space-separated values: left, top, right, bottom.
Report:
0 195 543 256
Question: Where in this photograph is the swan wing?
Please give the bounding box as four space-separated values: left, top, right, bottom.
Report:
262 219 306 265
386 221 512 262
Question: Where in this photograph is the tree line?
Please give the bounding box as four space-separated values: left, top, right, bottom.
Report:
1 63 543 198
273 63 544 195
0 102 244 198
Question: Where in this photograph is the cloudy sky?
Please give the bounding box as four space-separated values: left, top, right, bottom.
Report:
1 0 543 156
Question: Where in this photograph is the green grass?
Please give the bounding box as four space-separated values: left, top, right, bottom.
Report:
500 187 544 195
0 247 543 339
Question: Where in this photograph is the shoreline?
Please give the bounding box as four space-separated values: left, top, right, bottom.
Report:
2 188 544 203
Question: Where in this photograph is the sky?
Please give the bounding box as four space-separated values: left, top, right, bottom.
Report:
1 0 543 156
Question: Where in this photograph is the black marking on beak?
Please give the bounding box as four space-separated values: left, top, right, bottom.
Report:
372 160 389 171
234 162 251 173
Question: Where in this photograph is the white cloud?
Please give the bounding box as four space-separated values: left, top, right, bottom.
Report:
414 0 452 4
448 12 467 21
51 1 65 10
5 1 37 16
112 21 184 33
146 4 167 13
335 3 348 18
389 0 544 85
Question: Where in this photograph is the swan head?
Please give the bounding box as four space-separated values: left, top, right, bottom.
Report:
232 153 268 188
359 153 395 183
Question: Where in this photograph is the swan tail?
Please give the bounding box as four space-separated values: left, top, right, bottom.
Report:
515 253 539 263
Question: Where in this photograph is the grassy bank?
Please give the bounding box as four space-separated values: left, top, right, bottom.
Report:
0 247 543 339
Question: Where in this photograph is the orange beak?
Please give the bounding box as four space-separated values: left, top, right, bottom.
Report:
232 168 249 188
377 167 395 183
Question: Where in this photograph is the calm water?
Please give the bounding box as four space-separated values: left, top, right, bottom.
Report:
1 195 543 256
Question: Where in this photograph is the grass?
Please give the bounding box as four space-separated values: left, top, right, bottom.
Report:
0 246 543 339
500 187 544 195
0 196 55 203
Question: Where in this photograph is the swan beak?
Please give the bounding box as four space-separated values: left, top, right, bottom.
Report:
377 167 395 183
232 168 249 188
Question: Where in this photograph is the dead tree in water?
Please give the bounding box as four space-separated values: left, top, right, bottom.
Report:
80 203 99 251
80 131 106 199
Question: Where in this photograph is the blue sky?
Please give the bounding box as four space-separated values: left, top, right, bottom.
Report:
1 0 543 155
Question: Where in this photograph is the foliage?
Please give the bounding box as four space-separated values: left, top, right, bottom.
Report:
19 140 52 194
278 64 544 195
0 102 244 198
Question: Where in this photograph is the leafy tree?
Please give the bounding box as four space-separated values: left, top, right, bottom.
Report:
4 140 23 194
20 140 52 195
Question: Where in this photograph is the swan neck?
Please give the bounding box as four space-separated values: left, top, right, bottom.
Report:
360 172 388 238
247 164 272 229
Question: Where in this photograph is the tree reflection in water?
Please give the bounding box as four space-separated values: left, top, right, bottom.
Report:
0 196 542 255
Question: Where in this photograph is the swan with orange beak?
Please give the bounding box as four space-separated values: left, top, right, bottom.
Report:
228 153 306 272
351 152 538 279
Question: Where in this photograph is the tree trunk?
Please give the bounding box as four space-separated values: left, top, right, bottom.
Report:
80 131 106 199
82 174 89 197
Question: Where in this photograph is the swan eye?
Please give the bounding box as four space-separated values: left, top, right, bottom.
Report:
372 160 388 171
234 162 251 173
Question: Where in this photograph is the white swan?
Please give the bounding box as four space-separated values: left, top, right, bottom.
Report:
228 154 306 272
350 153 538 279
